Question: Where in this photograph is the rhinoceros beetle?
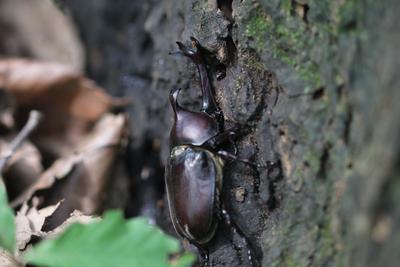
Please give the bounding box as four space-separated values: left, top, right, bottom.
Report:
165 37 257 266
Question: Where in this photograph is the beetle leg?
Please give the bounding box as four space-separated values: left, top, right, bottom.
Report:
203 126 240 155
220 207 259 267
217 150 255 167
203 129 235 149
217 149 276 169
175 38 222 120
217 149 262 196
198 247 209 267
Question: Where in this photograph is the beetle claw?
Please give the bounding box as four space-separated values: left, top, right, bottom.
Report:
177 41 196 54
169 41 197 59
190 36 200 48
175 39 203 64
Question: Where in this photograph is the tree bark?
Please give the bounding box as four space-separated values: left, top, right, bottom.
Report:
66 0 400 266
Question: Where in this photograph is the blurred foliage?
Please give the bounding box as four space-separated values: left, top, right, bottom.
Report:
0 181 15 253
0 185 193 267
23 210 194 267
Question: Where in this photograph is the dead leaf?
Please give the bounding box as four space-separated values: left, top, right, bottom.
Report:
41 114 128 227
0 248 20 267
0 0 85 70
43 210 98 238
0 58 124 159
10 151 80 208
0 139 42 199
14 200 96 257
15 200 61 251
0 59 114 121
11 114 128 225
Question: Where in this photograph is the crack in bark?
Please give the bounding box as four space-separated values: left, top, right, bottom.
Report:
266 159 284 211
316 143 332 180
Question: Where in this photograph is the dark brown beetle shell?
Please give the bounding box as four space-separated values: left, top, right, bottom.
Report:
165 145 224 245
166 38 259 266
169 88 219 147
166 38 226 249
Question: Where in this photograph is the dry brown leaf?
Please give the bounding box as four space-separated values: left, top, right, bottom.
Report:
0 59 114 120
0 59 124 158
44 210 98 238
1 140 43 200
14 200 96 257
11 114 128 223
41 114 128 227
10 150 81 208
0 0 85 70
15 200 61 251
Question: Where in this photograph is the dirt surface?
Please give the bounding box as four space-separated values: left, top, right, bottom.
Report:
64 0 400 266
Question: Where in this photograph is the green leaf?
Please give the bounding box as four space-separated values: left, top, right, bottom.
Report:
0 180 15 252
24 210 194 267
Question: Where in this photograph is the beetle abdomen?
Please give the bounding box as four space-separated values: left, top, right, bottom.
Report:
166 145 224 244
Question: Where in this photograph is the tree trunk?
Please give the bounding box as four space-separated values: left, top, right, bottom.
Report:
66 0 400 266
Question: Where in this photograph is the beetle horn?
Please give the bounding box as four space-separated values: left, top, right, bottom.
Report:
169 88 183 116
175 39 221 117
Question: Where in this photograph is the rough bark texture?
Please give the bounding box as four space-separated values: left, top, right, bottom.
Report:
65 0 400 266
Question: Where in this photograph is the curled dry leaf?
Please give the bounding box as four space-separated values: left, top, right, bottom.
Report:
42 114 128 227
15 200 97 256
0 59 125 158
0 59 112 121
10 152 81 208
43 210 98 239
15 200 61 251
0 248 19 267
1 140 43 200
11 114 128 227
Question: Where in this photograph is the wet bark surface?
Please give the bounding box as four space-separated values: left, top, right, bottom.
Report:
65 0 400 266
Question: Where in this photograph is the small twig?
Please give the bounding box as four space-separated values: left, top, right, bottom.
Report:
0 110 42 173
